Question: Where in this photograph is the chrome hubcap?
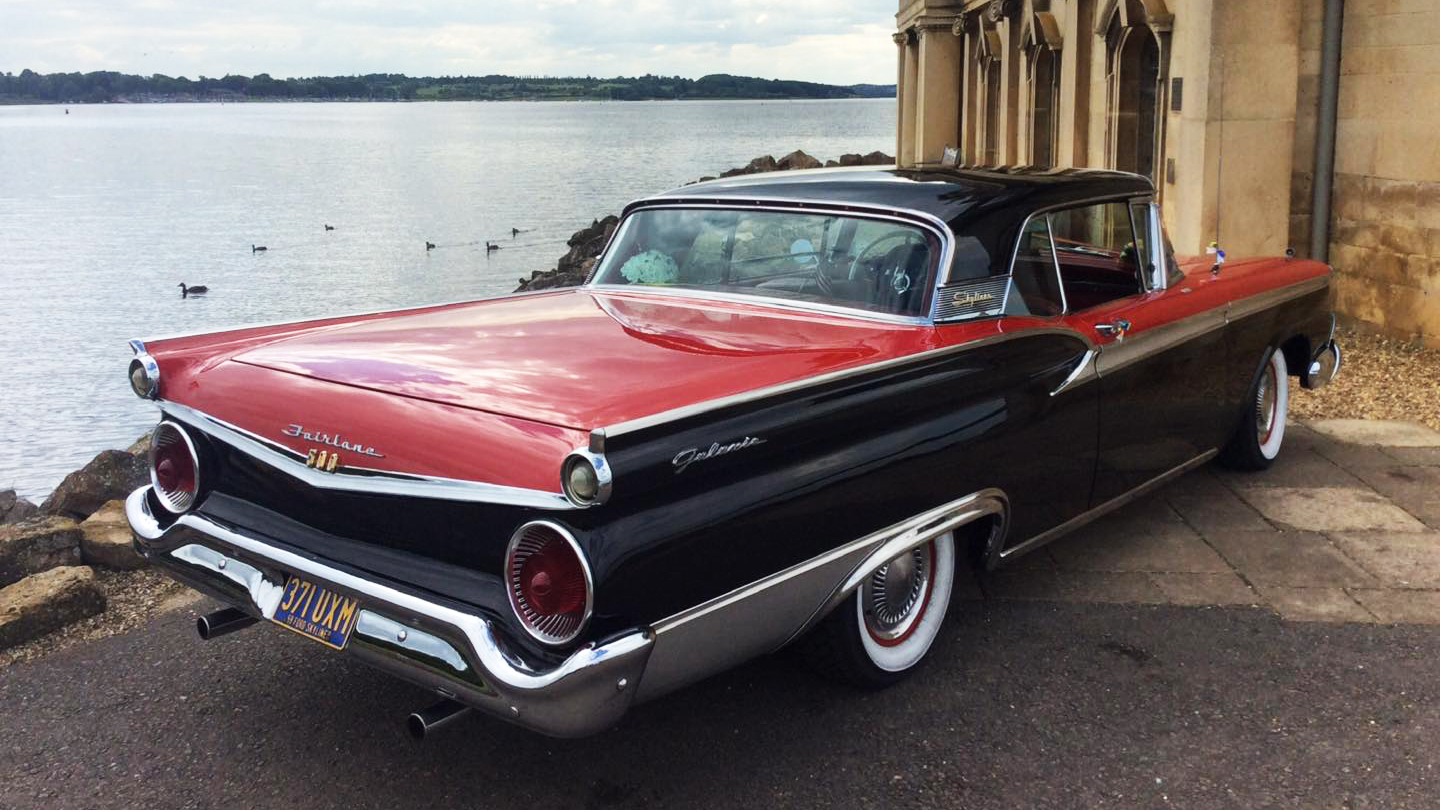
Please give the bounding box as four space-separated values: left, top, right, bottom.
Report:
862 544 931 640
1256 363 1277 442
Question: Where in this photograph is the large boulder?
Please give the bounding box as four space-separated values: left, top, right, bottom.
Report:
80 500 146 571
719 155 778 178
859 151 896 166
0 490 39 526
0 516 83 587
41 449 148 521
777 150 823 171
0 566 106 650
516 215 620 292
838 153 865 167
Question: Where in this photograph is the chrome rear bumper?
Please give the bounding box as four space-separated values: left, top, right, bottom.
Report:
1303 339 1342 390
124 487 653 738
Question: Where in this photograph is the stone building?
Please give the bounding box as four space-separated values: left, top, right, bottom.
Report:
893 0 1440 345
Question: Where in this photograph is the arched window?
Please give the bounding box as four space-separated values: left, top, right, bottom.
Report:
982 58 1002 165
1104 4 1166 184
1029 44 1059 168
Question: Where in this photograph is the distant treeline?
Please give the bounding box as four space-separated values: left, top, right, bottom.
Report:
0 69 896 104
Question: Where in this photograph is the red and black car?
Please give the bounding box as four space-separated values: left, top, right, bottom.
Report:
124 167 1341 737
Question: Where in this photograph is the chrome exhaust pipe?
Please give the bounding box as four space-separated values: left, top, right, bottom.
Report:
196 607 258 640
407 699 471 740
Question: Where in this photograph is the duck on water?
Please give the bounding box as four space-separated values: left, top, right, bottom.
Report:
178 283 209 297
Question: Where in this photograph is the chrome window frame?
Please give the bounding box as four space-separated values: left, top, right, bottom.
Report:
585 199 955 326
1002 193 1170 318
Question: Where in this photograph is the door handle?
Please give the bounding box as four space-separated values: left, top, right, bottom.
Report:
1095 319 1132 339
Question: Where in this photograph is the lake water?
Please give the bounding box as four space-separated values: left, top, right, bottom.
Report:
0 99 896 501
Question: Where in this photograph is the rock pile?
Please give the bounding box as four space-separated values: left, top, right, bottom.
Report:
0 439 152 651
515 149 894 293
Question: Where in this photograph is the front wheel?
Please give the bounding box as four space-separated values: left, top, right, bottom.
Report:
800 532 955 688
1220 347 1290 471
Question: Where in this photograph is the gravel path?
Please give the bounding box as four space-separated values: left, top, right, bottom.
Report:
1291 326 1440 431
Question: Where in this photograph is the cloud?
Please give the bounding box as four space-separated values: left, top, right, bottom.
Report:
0 0 898 84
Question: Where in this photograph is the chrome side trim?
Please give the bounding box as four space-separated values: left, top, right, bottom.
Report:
159 401 573 510
587 284 930 326
1050 348 1099 397
635 488 1008 702
997 449 1219 563
1227 275 1329 322
126 487 652 737
601 327 1095 439
1096 307 1228 378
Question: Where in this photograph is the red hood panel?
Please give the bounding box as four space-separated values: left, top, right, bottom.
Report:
230 290 942 429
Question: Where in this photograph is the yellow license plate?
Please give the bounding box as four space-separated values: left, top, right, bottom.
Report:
272 575 361 650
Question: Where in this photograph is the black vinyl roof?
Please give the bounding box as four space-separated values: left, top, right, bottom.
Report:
632 166 1156 279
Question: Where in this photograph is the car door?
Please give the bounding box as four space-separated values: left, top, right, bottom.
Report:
1055 199 1231 506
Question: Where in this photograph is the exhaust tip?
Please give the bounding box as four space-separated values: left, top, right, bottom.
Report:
405 713 428 741
196 607 257 640
407 699 471 740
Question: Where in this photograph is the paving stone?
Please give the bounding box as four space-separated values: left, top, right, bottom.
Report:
1306 419 1440 447
1348 589 1440 625
1148 572 1258 606
1236 487 1428 532
984 569 1166 605
1048 512 1231 574
1311 441 1400 470
1255 585 1376 623
1204 530 1377 587
1164 473 1275 534
1382 447 1440 466
1349 466 1440 528
1214 448 1366 489
1329 531 1440 588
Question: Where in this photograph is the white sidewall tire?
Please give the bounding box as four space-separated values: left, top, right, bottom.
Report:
1259 350 1289 461
856 532 955 673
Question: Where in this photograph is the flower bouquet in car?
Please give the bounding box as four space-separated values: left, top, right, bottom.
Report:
619 250 680 284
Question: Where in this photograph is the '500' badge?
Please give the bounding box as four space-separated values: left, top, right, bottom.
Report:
306 449 342 473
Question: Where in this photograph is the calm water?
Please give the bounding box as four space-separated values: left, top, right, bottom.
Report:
0 99 895 501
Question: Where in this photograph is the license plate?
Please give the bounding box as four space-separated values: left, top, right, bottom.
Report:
272 575 361 650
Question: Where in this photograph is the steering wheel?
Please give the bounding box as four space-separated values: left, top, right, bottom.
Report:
847 231 926 281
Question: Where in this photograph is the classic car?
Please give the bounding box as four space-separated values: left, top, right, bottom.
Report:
124 166 1342 738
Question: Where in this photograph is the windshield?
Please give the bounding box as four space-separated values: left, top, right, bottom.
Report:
590 208 939 317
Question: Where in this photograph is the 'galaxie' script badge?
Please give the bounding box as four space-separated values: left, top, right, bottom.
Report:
673 436 766 474
283 424 386 461
952 290 996 307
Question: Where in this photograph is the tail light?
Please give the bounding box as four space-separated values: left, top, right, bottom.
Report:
506 522 593 646
150 422 201 514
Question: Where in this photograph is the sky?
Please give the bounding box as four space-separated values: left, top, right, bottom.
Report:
1 0 900 85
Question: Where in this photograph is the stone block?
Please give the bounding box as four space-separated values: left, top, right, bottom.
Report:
1205 530 1378 587
1255 585 1375 622
1235 487 1427 532
0 566 106 650
1348 589 1440 625
1214 447 1365 490
79 500 146 571
1306 419 1440 447
1148 572 1258 606
1330 530 1440 587
1048 501 1231 575
1351 466 1440 527
0 516 83 587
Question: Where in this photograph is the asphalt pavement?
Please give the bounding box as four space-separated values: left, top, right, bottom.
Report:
3 597 1438 809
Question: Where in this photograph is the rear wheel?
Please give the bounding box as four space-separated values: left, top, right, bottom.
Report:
800 532 955 688
1220 347 1289 471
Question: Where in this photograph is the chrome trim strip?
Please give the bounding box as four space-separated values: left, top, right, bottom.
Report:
601 326 1095 439
1226 275 1329 323
997 449 1219 563
133 287 569 345
589 200 953 325
1050 348 1099 397
636 488 1008 702
159 401 573 510
1096 307 1228 378
126 487 652 737
588 284 930 326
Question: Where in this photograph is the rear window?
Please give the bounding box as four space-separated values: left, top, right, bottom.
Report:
591 208 938 318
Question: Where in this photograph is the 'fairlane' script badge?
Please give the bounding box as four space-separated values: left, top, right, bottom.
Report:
282 424 386 459
672 436 766 474
952 290 996 307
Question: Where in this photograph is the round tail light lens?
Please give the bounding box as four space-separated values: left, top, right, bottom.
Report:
150 422 201 514
506 522 593 646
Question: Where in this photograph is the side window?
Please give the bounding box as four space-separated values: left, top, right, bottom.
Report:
1007 216 1065 316
1047 201 1146 312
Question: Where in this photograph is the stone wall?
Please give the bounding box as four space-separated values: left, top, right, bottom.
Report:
1324 1 1440 347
